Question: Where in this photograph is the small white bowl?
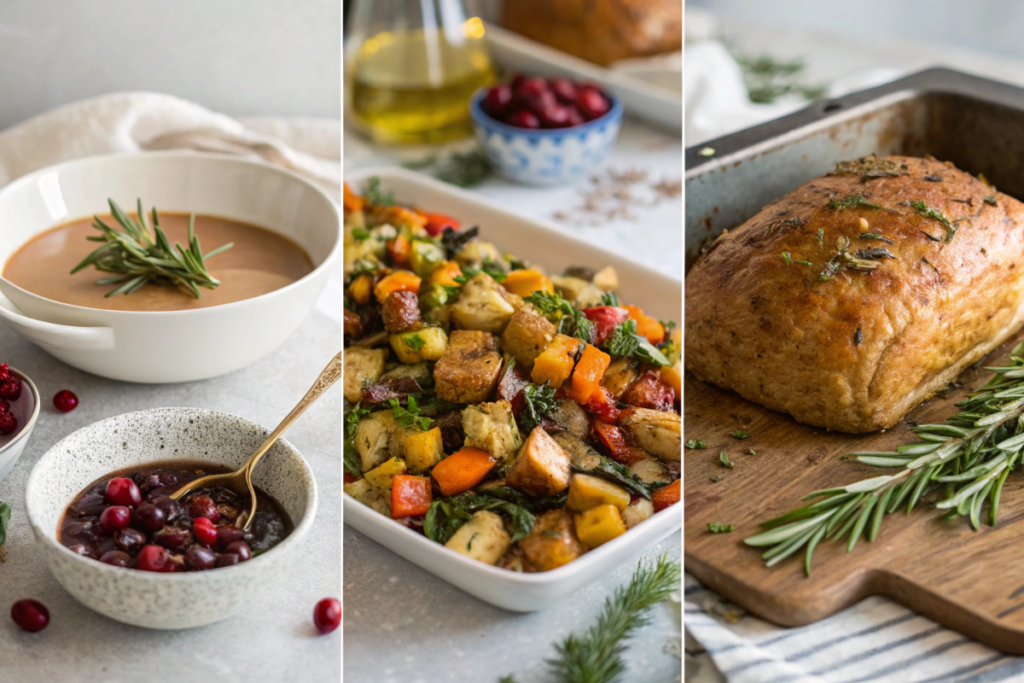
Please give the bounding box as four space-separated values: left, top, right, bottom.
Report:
25 407 317 629
0 152 340 383
0 367 40 483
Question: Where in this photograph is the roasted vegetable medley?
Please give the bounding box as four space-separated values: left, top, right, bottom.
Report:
343 179 681 571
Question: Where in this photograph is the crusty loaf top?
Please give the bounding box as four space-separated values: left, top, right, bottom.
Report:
685 155 1024 432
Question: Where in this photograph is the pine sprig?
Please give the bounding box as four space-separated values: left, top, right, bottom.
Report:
546 554 680 683
746 341 1024 574
71 199 233 298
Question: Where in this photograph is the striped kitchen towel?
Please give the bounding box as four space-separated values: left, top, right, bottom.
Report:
684 573 1024 682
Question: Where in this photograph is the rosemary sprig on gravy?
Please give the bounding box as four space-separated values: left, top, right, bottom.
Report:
746 341 1024 575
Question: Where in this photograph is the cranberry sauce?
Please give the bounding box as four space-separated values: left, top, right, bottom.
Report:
58 460 293 572
0 368 34 444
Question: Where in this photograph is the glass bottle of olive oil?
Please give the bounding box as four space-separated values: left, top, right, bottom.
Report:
347 0 495 145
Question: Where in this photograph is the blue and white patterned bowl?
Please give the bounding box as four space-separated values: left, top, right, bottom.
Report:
25 407 317 629
469 89 624 186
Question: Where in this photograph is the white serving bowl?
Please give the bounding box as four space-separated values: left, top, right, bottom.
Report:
0 367 40 483
0 152 340 383
25 407 317 629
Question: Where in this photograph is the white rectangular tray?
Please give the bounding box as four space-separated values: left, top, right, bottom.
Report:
343 167 681 612
484 24 682 134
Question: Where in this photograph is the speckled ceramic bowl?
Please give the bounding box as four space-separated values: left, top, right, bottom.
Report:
24 407 317 629
0 367 40 484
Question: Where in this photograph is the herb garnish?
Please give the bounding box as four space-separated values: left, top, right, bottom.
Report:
748 449 757 456
403 334 426 351
600 292 620 306
782 252 793 265
817 228 825 247
908 200 956 241
403 148 492 188
827 194 893 212
388 396 431 432
720 451 733 468
521 382 558 432
859 233 894 244
707 522 734 533
746 340 1024 575
854 328 863 345
853 247 896 261
363 176 395 207
985 195 997 206
352 228 371 242
574 457 652 499
731 431 750 440
72 199 234 298
827 155 909 180
820 236 886 281
343 402 372 476
440 225 479 259
525 290 595 344
686 440 707 450
605 319 670 366
425 493 534 544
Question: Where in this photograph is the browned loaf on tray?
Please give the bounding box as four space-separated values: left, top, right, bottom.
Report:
500 0 682 67
685 155 1024 433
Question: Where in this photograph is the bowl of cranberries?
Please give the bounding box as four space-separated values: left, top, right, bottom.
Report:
0 362 39 483
470 75 624 185
25 406 317 629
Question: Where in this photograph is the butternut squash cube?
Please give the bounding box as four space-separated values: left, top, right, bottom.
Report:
574 504 627 549
502 269 554 297
403 427 444 474
566 473 631 512
530 334 581 389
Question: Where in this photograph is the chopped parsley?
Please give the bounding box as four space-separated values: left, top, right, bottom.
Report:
685 439 707 449
707 522 734 533
403 333 426 351
388 396 431 432
524 290 595 344
352 228 371 242
521 382 558 432
720 451 733 468
730 431 749 440
600 291 620 306
606 319 670 366
363 176 394 207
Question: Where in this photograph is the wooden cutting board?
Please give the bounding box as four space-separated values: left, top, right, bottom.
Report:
684 331 1024 655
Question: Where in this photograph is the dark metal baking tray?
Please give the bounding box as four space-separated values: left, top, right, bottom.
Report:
685 67 1024 269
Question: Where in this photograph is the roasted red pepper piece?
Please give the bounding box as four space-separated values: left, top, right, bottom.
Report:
423 212 459 237
391 475 433 518
582 306 629 346
585 386 620 424
622 370 675 411
651 480 680 512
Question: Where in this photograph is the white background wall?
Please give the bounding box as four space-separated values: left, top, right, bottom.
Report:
0 0 341 130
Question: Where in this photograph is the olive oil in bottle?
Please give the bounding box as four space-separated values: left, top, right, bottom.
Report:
348 17 495 145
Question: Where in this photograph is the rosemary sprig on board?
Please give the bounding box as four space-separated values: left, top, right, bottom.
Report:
746 341 1024 575
71 199 233 298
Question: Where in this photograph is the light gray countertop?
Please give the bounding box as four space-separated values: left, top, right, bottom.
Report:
0 308 341 682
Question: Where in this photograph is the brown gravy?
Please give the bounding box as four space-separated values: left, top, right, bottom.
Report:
3 213 314 311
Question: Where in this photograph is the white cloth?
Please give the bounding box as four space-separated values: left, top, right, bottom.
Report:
0 92 342 322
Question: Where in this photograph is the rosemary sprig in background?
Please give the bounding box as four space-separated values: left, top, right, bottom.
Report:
71 199 233 298
746 341 1024 574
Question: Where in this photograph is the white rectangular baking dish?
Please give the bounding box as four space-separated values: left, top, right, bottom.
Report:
484 24 682 134
343 167 681 612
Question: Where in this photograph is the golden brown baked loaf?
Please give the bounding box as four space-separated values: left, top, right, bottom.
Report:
685 155 1024 433
499 0 682 67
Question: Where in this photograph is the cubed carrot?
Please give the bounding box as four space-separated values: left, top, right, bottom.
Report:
391 475 433 518
530 334 581 389
431 447 496 496
374 271 422 304
429 260 463 288
343 183 364 213
503 269 554 297
570 344 611 405
651 480 680 512
386 234 411 269
622 305 665 345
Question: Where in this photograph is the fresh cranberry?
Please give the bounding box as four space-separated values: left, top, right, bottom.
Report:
0 378 21 401
193 517 218 546
189 495 221 523
577 86 610 120
52 390 78 412
134 544 172 572
185 545 216 571
542 103 572 128
549 77 579 105
524 89 556 116
99 550 131 567
105 477 141 507
0 397 8 416
506 110 540 129
484 84 513 115
514 76 547 100
0 363 9 381
154 525 192 551
114 528 147 554
567 107 586 127
510 73 528 93
99 506 131 533
11 599 49 632
215 552 241 568
313 598 342 635
0 413 17 436
152 495 182 523
216 526 245 549
135 502 166 531
223 541 252 562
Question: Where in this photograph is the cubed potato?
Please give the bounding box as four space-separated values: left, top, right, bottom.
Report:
444 510 511 565
454 240 504 270
628 458 672 486
592 266 619 292
620 408 681 462
567 473 631 512
517 509 586 571
530 334 581 389
343 347 388 403
551 274 603 308
499 304 557 368
380 361 432 386
549 399 589 439
354 410 398 472
344 478 390 516
622 498 654 529
388 427 414 460
389 327 449 364
363 457 408 500
552 433 602 471
404 427 445 474
434 330 504 403
601 357 640 400
574 504 627 549
462 400 522 463
450 272 516 333
507 427 571 497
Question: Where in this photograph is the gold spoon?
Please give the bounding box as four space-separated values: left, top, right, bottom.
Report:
170 351 341 531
